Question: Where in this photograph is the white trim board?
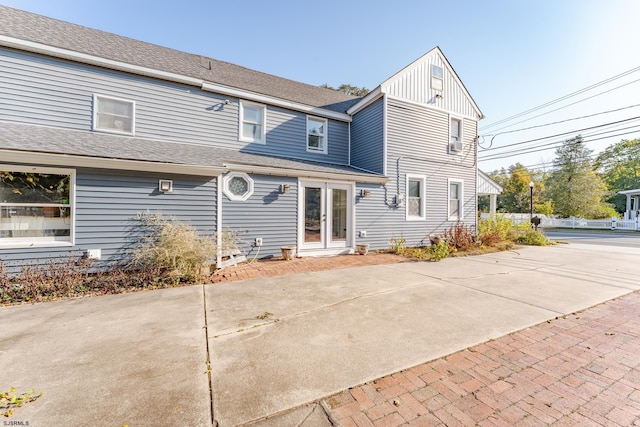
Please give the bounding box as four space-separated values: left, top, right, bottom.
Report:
224 163 387 184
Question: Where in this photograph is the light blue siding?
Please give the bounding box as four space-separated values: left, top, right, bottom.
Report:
0 166 217 271
244 106 349 164
221 174 297 259
354 97 478 250
350 97 384 173
0 48 350 166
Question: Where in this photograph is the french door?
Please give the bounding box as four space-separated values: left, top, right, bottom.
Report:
299 181 353 253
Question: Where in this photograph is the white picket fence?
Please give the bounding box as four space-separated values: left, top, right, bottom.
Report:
480 213 640 231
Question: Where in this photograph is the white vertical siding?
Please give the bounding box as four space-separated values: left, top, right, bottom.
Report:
381 50 480 119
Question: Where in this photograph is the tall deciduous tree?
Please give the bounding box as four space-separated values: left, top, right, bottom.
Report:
594 138 640 213
545 136 611 218
489 164 544 213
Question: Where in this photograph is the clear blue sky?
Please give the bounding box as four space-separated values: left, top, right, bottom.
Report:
4 0 640 174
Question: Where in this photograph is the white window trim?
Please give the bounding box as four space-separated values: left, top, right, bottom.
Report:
448 178 464 221
239 100 266 144
223 172 254 201
0 164 75 248
448 115 464 155
93 94 136 135
406 174 426 221
306 115 329 154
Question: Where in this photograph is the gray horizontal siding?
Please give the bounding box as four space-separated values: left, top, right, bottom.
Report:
221 174 297 259
350 97 384 173
354 98 478 250
0 166 217 271
242 106 349 164
0 48 350 166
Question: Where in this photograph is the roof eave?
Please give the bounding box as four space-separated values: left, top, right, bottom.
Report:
0 149 223 176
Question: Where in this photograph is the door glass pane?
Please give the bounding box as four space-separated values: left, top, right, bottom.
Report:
304 187 321 243
331 189 347 241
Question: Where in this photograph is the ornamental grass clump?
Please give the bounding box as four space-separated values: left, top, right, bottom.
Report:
130 212 216 282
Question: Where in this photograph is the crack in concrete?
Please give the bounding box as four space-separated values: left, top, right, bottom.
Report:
201 284 216 426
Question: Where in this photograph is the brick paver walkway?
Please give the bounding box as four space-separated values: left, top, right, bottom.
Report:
324 292 640 426
211 252 407 283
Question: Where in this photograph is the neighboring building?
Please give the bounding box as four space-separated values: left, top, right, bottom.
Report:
0 5 483 269
619 189 640 220
477 171 503 216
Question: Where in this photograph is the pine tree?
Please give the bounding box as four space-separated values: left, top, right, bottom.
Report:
545 136 610 218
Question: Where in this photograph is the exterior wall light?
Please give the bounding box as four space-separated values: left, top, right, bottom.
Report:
360 189 371 198
159 179 173 193
280 184 291 194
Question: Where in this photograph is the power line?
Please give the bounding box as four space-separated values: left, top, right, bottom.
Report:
481 103 640 138
480 64 640 131
481 78 640 136
479 129 640 162
480 116 640 153
480 123 640 160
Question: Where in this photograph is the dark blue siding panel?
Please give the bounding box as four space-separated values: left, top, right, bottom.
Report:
350 98 384 173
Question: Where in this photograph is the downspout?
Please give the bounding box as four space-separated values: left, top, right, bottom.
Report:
348 121 351 166
216 174 223 267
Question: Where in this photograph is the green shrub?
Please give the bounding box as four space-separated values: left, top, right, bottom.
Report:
130 212 216 281
428 241 450 261
517 230 549 246
478 215 528 245
443 221 476 251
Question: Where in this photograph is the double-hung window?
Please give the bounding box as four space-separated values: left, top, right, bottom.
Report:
93 94 135 135
239 101 266 143
406 175 426 220
307 116 328 154
448 179 463 220
0 166 74 247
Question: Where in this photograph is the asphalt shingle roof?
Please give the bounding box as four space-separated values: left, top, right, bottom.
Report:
0 5 360 113
0 122 383 180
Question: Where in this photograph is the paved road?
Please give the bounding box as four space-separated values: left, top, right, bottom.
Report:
545 229 640 248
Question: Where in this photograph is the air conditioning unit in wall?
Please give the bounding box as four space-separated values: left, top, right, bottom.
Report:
450 140 464 153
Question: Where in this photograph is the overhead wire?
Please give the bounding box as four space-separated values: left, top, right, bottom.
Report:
479 128 640 162
481 103 640 138
480 64 640 131
480 116 640 153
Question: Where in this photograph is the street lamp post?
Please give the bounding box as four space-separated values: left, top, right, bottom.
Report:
529 181 534 223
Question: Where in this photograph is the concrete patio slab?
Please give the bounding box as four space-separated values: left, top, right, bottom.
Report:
3 243 639 427
0 286 211 427
207 244 640 426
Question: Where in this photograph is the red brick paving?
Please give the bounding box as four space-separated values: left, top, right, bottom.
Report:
325 291 640 426
210 252 407 283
